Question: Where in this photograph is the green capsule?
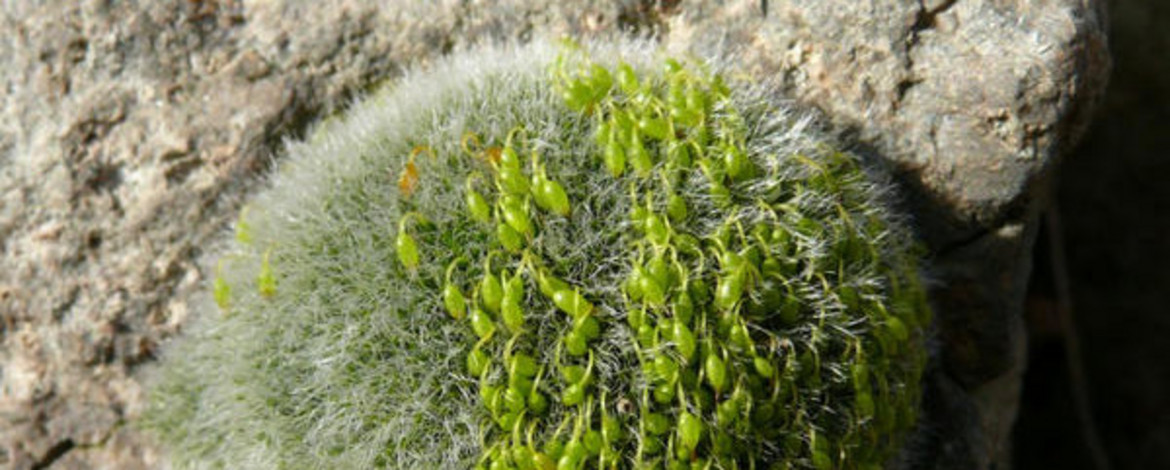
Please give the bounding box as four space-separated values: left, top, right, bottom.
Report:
729 320 752 350
213 273 231 311
562 79 592 112
588 63 613 98
257 251 277 298
574 315 600 340
560 365 586 384
564 330 588 357
481 273 504 314
637 323 656 349
654 355 679 383
466 190 493 224
686 85 707 116
529 390 549 415
704 353 728 394
467 347 490 376
496 411 519 431
395 230 418 270
646 254 672 289
602 416 622 443
583 429 603 455
629 131 653 176
671 291 694 326
677 412 703 451
627 306 647 329
536 269 569 299
887 316 910 342
716 398 739 426
509 375 533 396
638 116 668 141
714 272 745 311
673 320 697 362
552 289 594 319
443 284 466 320
643 214 669 244
630 204 648 228
499 166 530 196
723 145 750 181
638 271 666 307
497 223 524 252
480 384 501 408
544 440 565 462
502 198 533 235
644 412 671 435
652 382 674 404
671 106 701 130
666 193 688 222
555 454 575 470
617 62 639 95
500 146 522 169
504 272 524 300
470 307 496 339
502 299 525 332
562 383 586 406
753 356 775 378
504 386 526 412
537 179 571 217
235 209 253 245
624 268 645 301
594 118 612 149
512 448 534 470
710 181 732 207
604 138 627 177
510 353 539 378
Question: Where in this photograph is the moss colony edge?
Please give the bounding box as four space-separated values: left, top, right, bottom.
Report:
144 40 931 469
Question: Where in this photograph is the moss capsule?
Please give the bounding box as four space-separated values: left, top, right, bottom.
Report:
677 411 703 452
467 190 493 224
553 289 594 319
257 250 277 298
704 353 728 394
443 284 467 320
467 347 490 377
481 272 504 314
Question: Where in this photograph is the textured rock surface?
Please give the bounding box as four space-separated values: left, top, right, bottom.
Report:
0 1 1107 469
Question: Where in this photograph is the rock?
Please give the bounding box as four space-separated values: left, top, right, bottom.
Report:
0 1 1108 469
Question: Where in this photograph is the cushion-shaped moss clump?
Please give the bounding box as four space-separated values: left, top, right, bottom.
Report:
143 39 930 470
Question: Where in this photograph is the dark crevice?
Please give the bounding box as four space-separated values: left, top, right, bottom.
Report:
30 439 74 470
932 224 994 258
911 0 959 40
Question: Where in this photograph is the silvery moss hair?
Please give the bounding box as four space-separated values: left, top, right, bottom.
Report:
143 38 930 470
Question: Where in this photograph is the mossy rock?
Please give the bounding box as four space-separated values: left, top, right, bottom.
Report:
143 39 930 469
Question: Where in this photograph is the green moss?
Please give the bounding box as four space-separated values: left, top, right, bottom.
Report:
143 39 929 470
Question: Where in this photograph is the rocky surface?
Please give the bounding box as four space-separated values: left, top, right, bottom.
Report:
0 1 1108 469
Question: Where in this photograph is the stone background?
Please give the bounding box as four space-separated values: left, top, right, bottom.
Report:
0 1 1142 469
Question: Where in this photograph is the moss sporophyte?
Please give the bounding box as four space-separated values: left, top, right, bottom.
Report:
145 40 931 469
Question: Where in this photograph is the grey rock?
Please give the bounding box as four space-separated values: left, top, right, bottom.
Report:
0 1 1108 469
